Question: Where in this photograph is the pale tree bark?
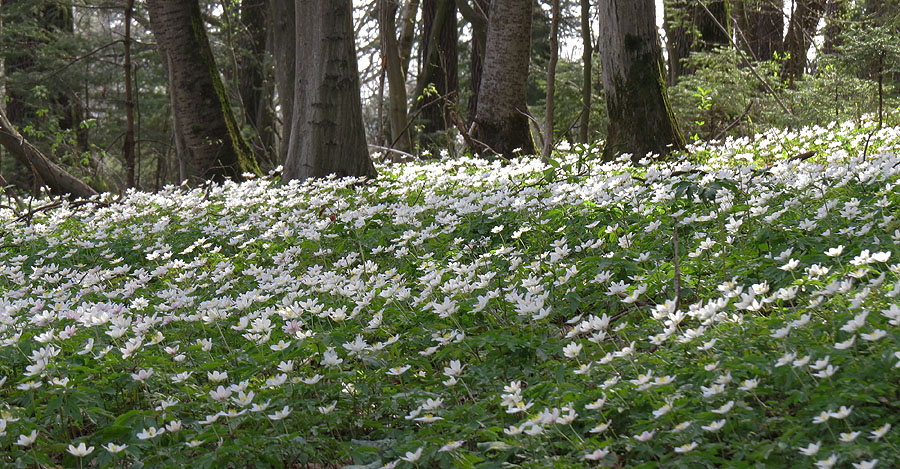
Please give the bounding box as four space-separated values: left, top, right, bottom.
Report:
472 0 536 157
579 0 592 144
542 0 560 160
269 0 295 165
147 0 260 183
0 109 97 199
377 0 412 152
283 0 376 181
598 0 685 161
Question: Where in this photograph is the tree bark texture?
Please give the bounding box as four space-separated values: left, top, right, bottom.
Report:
147 0 260 183
543 0 560 160
283 0 376 181
598 0 685 161
461 0 490 123
664 0 730 84
783 0 827 83
416 0 459 139
269 0 295 165
238 0 276 164
0 109 97 199
472 0 536 157
579 0 592 144
377 0 412 152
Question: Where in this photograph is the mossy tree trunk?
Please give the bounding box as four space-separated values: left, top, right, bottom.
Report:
283 0 376 181
147 0 260 183
472 0 536 157
598 0 685 162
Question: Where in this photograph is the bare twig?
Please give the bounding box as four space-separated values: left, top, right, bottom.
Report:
713 100 754 141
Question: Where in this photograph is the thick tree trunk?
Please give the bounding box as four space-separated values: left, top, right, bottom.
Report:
283 0 376 181
579 0 592 144
238 0 275 164
269 0 295 165
598 0 685 161
472 0 536 157
543 0 559 160
783 0 827 83
0 110 97 199
377 0 412 152
415 0 459 143
147 0 260 183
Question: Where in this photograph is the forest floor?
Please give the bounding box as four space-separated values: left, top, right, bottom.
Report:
1 118 899 468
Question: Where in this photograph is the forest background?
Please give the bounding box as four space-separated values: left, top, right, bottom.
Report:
0 0 897 194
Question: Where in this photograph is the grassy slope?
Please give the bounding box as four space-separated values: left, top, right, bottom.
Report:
1 119 899 468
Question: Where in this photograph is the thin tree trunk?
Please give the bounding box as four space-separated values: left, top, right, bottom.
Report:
283 0 376 181
398 0 420 79
599 0 685 161
238 0 275 164
0 110 97 199
123 0 136 188
543 0 559 160
415 0 459 143
823 0 847 55
269 0 295 166
472 0 536 156
665 0 730 84
147 0 260 183
579 0 592 144
458 0 489 123
378 0 412 152
783 0 826 83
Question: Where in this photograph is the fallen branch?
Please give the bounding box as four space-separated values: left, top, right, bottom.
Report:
713 100 754 141
0 109 98 199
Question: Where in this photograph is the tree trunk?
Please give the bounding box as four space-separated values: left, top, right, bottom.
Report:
283 0 376 181
542 0 559 160
598 0 685 161
123 0 136 188
147 0 260 183
579 0 592 144
0 109 97 199
823 0 847 55
665 0 730 84
269 0 295 166
741 0 783 61
458 0 489 123
415 0 459 144
472 0 536 157
377 0 412 152
398 0 420 78
238 0 275 164
783 0 827 83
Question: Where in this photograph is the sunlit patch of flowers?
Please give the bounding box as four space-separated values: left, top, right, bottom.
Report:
1 117 899 467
